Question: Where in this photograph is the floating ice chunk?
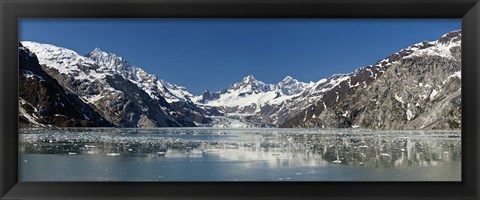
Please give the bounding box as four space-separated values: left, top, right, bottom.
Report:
332 160 342 164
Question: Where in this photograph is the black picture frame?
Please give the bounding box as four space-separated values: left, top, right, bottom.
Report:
1 0 479 199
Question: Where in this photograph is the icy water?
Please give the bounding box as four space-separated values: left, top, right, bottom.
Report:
19 128 461 181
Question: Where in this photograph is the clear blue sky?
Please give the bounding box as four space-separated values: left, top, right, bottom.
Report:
20 19 460 95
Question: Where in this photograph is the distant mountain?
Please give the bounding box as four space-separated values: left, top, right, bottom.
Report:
277 76 310 95
22 42 197 127
194 73 360 127
194 74 313 127
19 30 461 129
18 43 112 128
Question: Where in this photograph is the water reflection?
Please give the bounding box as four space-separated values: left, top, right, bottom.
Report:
19 128 461 168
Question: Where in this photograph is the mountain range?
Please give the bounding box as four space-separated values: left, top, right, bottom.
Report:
19 30 461 129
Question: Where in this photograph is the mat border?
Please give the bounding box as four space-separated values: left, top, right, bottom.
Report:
1 0 479 199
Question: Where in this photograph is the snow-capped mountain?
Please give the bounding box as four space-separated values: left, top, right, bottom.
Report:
86 48 208 124
18 43 112 128
195 75 317 127
226 75 275 93
281 30 461 129
197 75 309 110
277 76 310 95
19 30 461 129
21 41 197 127
87 48 195 103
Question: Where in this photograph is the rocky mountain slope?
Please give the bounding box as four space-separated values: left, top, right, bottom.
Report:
281 30 461 129
19 43 112 128
22 42 197 127
86 48 208 124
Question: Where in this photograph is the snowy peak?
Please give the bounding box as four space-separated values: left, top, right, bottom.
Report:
87 48 168 100
243 75 257 83
88 47 125 66
277 76 308 95
90 47 104 56
437 30 461 45
22 41 98 68
88 47 119 60
87 48 197 103
281 75 294 83
401 30 461 60
87 47 152 80
278 75 302 86
87 48 141 80
22 41 105 81
88 48 127 64
363 30 462 73
228 75 273 93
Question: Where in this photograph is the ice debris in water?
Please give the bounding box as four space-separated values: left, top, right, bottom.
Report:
18 128 461 167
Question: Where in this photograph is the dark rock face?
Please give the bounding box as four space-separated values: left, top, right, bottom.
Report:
18 43 112 128
197 105 224 117
104 75 188 127
201 90 221 103
169 101 210 124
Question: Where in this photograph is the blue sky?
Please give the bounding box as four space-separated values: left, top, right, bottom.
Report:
20 19 460 95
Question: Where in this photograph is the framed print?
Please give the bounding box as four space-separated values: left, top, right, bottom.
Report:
16 18 464 182
1 0 479 199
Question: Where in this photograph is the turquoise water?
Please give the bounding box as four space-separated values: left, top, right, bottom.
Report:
19 128 461 181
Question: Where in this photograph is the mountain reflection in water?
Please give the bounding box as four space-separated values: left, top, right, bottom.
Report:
19 128 461 169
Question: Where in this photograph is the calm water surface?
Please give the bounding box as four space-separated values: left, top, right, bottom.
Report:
19 128 461 181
